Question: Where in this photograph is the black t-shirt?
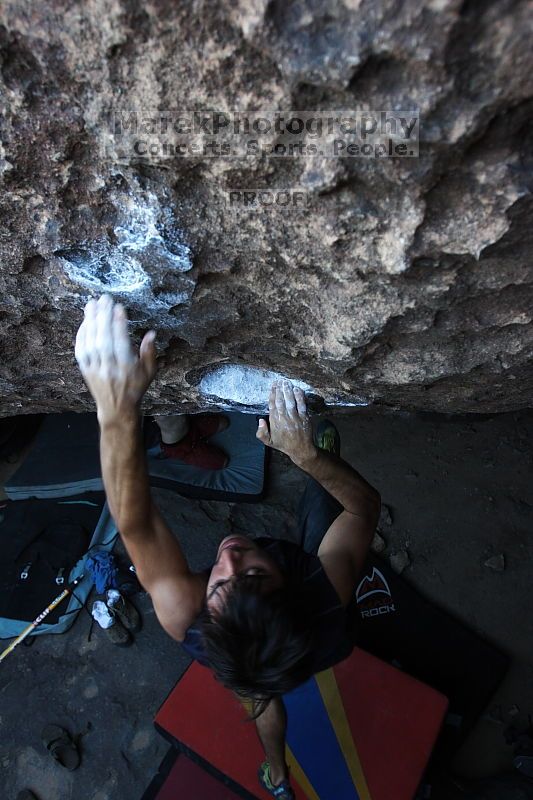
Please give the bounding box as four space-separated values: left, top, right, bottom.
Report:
180 536 355 677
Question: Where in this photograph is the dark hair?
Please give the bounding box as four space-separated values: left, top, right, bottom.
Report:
200 575 316 718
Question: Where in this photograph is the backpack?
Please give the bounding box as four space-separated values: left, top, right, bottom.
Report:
0 492 117 638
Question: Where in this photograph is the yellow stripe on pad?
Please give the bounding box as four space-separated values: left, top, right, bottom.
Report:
239 698 319 799
315 669 372 800
286 744 320 800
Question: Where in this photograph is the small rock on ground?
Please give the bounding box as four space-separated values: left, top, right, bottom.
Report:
484 554 505 572
371 531 386 554
390 549 410 574
379 504 393 527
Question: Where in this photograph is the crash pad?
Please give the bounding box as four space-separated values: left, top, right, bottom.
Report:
155 648 448 800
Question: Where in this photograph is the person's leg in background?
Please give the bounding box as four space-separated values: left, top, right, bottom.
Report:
154 414 190 444
152 413 230 469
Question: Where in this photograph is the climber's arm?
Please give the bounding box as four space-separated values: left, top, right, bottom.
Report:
75 294 205 640
256 381 380 607
98 412 152 534
99 414 205 639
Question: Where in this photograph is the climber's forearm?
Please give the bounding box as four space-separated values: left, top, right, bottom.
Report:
99 410 153 536
295 448 380 521
98 411 200 623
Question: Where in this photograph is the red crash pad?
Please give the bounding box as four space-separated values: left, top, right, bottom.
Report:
154 753 243 800
155 647 448 800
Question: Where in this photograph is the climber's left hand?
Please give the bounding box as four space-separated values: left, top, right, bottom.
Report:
75 294 157 424
256 380 316 466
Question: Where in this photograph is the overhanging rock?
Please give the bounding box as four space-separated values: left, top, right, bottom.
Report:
0 0 532 416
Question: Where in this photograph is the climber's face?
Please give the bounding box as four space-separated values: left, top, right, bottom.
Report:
206 535 283 613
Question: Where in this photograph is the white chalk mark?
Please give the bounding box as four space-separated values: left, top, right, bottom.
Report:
199 365 312 408
198 365 371 412
57 190 192 306
58 244 150 293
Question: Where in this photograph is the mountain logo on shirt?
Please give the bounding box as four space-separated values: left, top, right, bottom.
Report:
356 567 391 602
355 567 397 618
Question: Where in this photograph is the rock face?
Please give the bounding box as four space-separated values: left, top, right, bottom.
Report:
0 0 532 416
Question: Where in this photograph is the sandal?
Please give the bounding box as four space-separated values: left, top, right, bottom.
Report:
41 724 80 770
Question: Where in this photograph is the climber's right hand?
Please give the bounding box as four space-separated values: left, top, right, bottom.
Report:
75 294 157 424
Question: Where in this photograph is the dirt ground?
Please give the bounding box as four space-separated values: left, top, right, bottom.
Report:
1 408 532 800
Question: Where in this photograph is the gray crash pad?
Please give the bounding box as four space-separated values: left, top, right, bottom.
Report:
5 412 267 503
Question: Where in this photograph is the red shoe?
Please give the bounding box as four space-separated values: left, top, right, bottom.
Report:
159 420 228 470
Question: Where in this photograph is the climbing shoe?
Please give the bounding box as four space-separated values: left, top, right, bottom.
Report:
106 589 142 633
314 418 341 457
258 761 295 799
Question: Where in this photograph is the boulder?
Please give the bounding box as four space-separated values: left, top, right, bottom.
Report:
0 0 532 416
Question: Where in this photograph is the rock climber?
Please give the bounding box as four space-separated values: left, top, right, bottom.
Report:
75 293 380 800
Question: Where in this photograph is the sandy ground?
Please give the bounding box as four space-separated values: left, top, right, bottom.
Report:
0 408 532 800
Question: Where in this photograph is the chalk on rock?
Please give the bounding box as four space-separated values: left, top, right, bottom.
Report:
371 531 386 554
390 549 410 574
484 554 505 572
198 365 312 412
